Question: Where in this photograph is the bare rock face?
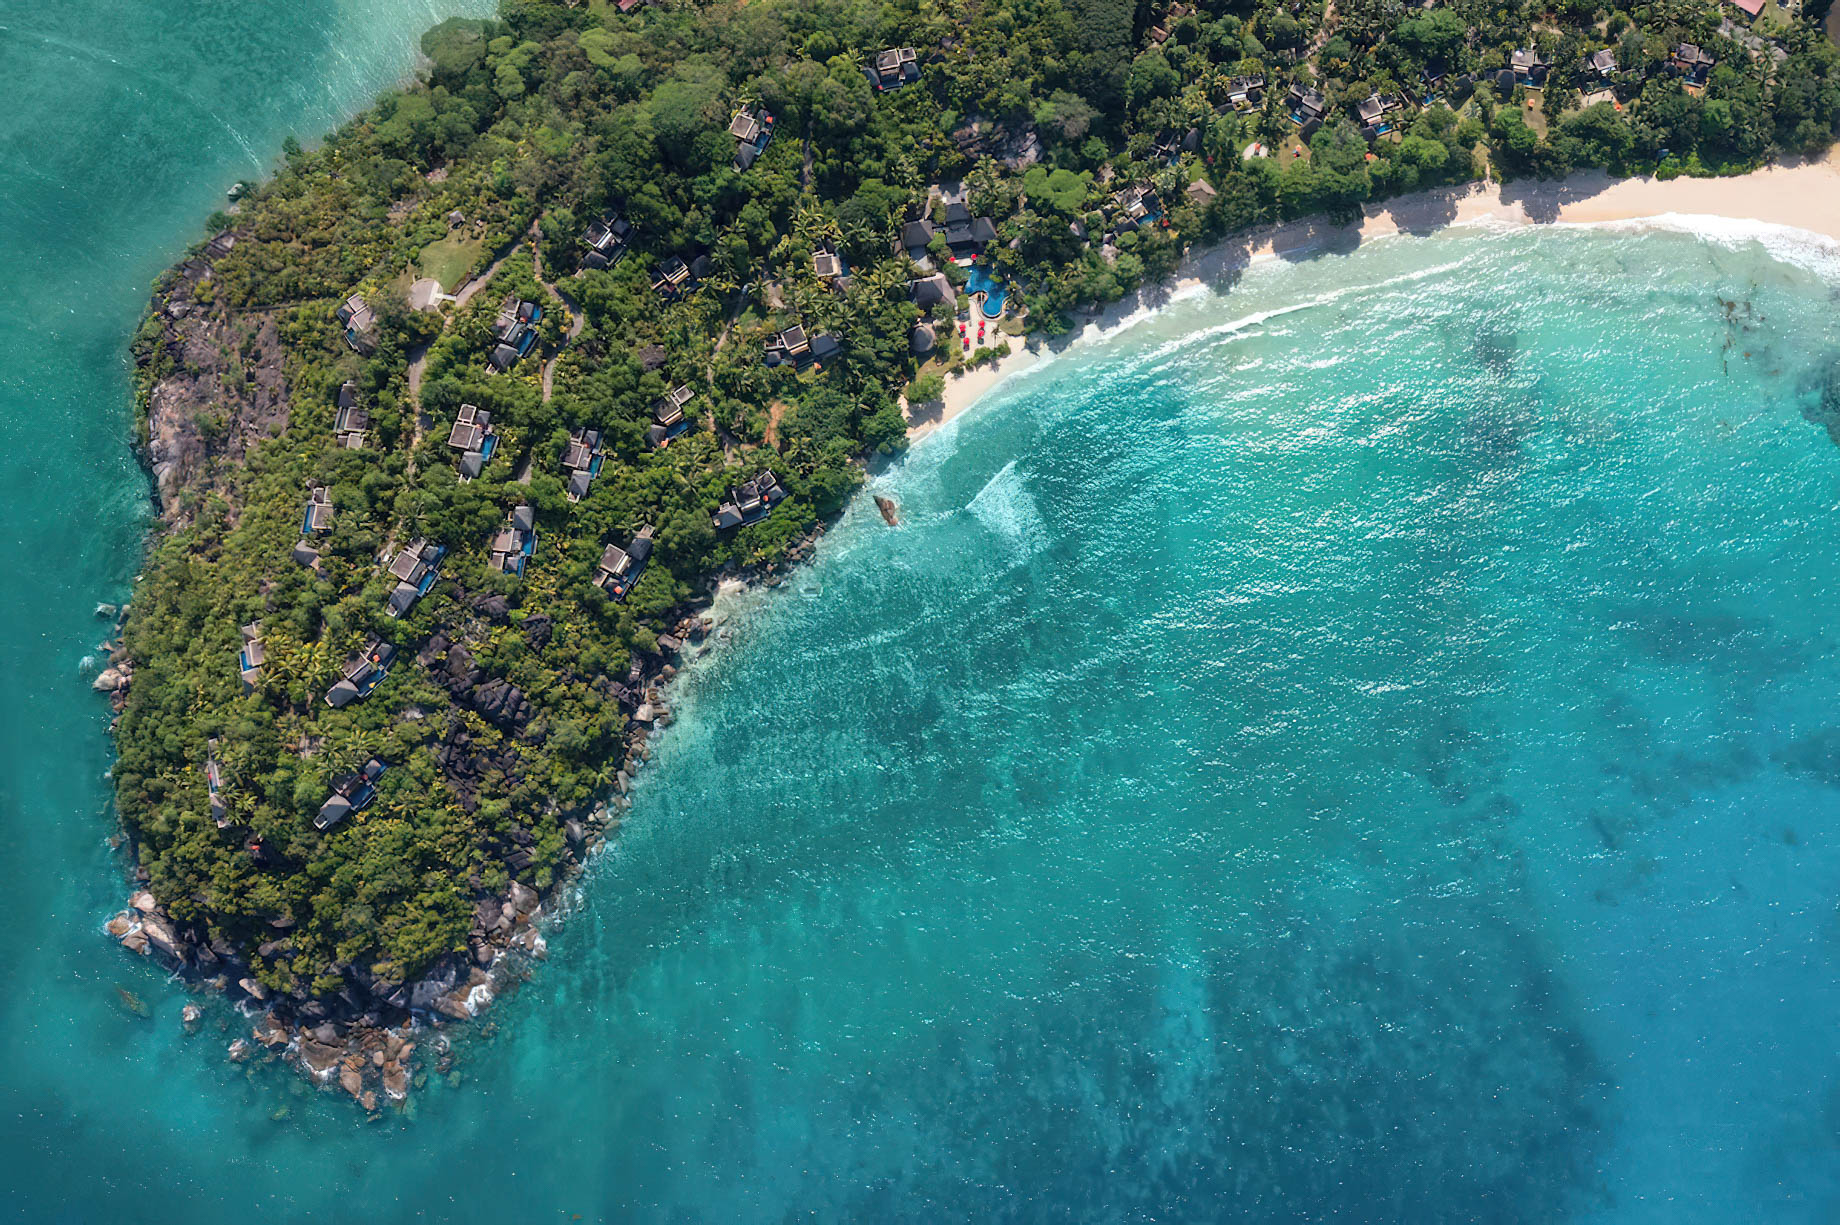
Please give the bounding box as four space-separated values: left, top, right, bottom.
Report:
92 667 128 693
227 1039 252 1063
338 1065 363 1098
130 891 157 914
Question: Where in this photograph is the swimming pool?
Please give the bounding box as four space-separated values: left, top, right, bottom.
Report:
965 264 1007 317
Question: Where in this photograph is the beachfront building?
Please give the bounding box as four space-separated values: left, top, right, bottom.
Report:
711 471 788 531
765 325 843 369
334 382 368 449
315 758 386 832
237 623 264 693
488 505 538 577
1587 48 1618 77
324 638 396 708
336 293 376 354
648 385 696 449
561 426 604 501
581 213 633 270
448 403 497 479
650 254 711 297
594 525 655 600
383 539 446 618
813 248 845 280
487 296 542 372
730 106 775 170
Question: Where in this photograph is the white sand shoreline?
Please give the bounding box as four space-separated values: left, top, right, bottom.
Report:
908 156 1840 440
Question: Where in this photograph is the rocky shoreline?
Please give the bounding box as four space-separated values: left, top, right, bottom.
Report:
101 546 826 1111
107 228 837 1110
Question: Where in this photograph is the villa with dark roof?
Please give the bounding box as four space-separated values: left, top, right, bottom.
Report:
582 213 633 270
315 758 386 832
1226 75 1265 109
237 623 264 693
594 525 655 600
1356 93 1404 139
910 273 956 309
1587 48 1617 77
765 325 842 369
487 297 542 371
648 385 696 448
1288 83 1328 126
448 403 497 479
942 200 998 258
1115 184 1162 228
561 426 604 501
1512 48 1548 84
711 471 788 531
325 638 396 708
1672 42 1715 81
334 382 368 449
868 47 919 90
730 106 775 170
336 294 376 354
383 539 446 618
488 505 538 577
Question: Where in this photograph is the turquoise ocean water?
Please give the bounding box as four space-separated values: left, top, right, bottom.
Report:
6 8 1840 1221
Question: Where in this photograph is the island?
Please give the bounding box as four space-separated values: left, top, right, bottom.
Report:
101 0 1840 1108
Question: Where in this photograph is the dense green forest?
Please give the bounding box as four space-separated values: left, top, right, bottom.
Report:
114 0 1839 1005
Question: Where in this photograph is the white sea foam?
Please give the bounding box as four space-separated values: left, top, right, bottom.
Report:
1555 213 1840 282
967 460 1049 558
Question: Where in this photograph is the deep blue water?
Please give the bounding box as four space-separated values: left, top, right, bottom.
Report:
5 5 1840 1220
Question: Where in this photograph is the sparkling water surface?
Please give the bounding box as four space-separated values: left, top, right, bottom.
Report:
4 6 1840 1219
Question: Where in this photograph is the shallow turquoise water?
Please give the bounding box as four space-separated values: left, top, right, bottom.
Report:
6 9 1840 1220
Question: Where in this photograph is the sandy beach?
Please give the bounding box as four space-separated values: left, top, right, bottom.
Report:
909 155 1840 439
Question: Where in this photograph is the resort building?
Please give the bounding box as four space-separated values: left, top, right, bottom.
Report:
868 47 919 90
315 758 386 832
1672 43 1716 81
1225 76 1265 109
561 426 604 501
648 385 696 449
1356 93 1403 139
813 248 844 280
1587 48 1617 77
302 486 333 535
730 106 775 170
1287 83 1328 127
581 213 633 270
334 382 368 449
1511 48 1548 84
336 294 376 354
594 525 655 601
942 199 998 259
900 218 937 262
711 470 788 531
910 273 956 310
383 539 446 618
765 325 843 369
324 638 396 708
448 403 497 479
487 296 542 372
237 623 264 693
488 505 538 577
1115 184 1162 229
